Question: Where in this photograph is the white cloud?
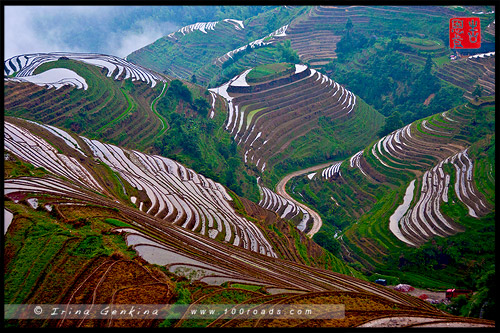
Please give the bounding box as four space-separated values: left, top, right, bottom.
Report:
106 19 177 58
4 6 86 59
4 6 178 60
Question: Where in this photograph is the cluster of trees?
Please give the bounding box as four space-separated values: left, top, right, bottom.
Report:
276 40 300 64
388 218 496 319
312 229 341 258
441 266 495 319
158 79 210 117
330 35 463 134
153 79 259 201
335 19 376 62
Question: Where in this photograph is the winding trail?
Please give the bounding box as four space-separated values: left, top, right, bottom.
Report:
151 82 169 135
275 160 341 238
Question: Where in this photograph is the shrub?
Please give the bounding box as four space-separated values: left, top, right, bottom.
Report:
313 229 341 257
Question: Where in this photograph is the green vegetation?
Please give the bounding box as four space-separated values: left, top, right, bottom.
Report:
312 229 341 258
4 156 49 179
104 218 133 228
328 37 465 125
127 6 306 87
3 201 137 305
153 80 259 201
246 62 294 83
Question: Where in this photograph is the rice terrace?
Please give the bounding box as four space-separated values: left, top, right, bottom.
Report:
3 4 495 328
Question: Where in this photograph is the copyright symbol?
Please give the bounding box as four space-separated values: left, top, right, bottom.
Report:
34 306 43 315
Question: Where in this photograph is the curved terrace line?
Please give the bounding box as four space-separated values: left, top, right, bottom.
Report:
275 160 339 238
151 82 169 135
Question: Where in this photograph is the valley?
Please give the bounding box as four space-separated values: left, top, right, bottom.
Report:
3 4 495 328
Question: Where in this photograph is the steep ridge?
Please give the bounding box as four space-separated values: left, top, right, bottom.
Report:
3 115 356 274
127 19 249 84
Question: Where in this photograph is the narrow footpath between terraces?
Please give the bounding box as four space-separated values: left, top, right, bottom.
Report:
275 160 342 238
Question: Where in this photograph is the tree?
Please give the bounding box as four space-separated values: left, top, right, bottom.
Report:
345 18 353 32
464 266 496 319
167 79 193 103
313 229 341 257
423 54 434 74
378 111 403 137
276 40 300 64
193 97 210 117
472 85 483 98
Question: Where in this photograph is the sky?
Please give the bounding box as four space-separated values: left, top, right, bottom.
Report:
4 6 179 60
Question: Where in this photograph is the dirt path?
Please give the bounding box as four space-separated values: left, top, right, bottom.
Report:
275 160 340 238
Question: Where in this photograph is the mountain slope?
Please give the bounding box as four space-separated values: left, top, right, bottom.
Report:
127 6 306 87
4 118 494 328
287 98 495 290
3 52 262 201
209 62 384 188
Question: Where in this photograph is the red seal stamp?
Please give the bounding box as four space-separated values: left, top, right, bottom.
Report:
449 17 481 49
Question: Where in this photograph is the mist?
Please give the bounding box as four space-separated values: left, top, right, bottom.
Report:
4 6 178 60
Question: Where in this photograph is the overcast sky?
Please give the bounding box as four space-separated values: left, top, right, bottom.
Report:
4 6 178 60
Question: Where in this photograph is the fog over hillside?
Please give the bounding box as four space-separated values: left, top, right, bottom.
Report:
4 6 272 60
4 6 179 59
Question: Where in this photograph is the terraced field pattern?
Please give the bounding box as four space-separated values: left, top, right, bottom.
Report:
4 4 495 329
4 53 169 152
209 63 382 179
7 116 488 328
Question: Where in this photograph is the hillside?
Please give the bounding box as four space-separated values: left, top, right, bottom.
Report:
209 62 384 189
285 6 461 67
128 5 494 86
127 6 307 87
127 5 494 129
4 52 261 201
287 99 495 300
3 5 495 328
4 117 494 328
